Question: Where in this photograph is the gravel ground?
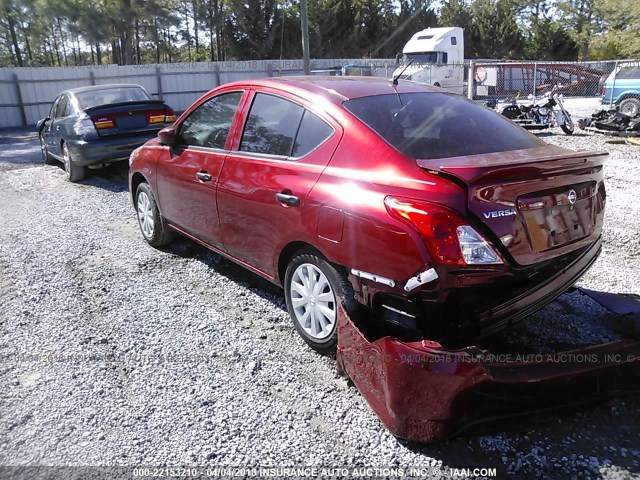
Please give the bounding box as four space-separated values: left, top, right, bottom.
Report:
0 114 639 480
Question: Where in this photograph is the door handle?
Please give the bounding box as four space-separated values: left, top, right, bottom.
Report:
196 171 212 182
275 192 300 207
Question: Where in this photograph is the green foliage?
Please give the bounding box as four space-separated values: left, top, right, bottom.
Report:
592 0 640 58
469 0 524 58
0 0 636 67
525 18 579 60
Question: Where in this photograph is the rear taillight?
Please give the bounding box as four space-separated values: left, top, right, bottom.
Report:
147 109 166 124
92 114 115 129
147 108 176 124
384 196 503 265
164 107 176 123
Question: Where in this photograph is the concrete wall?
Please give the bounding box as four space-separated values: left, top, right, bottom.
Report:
0 59 396 129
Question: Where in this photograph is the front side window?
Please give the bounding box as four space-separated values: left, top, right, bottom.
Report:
49 97 61 118
240 93 304 156
179 91 243 149
344 92 544 159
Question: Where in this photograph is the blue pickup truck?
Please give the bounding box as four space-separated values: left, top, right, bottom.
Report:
602 63 640 116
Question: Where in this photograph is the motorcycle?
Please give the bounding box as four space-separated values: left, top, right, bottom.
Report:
496 86 575 135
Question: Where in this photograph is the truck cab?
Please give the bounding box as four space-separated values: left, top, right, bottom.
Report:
601 62 640 117
393 27 464 94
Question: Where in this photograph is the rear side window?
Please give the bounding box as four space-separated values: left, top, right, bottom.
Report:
179 91 243 149
240 93 304 156
292 110 334 157
344 92 544 159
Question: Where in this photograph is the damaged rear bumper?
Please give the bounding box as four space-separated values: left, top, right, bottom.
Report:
336 293 640 443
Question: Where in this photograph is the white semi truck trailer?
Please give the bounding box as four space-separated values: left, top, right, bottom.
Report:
392 27 498 96
392 27 465 94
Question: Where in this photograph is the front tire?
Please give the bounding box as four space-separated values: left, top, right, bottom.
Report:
135 183 174 248
40 134 55 165
560 114 574 135
284 250 356 354
62 143 85 182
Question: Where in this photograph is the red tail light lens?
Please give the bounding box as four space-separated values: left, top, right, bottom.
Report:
385 197 466 265
384 196 503 265
91 114 115 129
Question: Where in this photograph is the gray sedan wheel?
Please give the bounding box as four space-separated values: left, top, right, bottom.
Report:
40 134 55 165
62 143 85 182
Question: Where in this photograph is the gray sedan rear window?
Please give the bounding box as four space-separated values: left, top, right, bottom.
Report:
76 87 151 109
344 92 544 159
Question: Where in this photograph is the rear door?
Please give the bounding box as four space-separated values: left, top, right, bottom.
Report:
156 90 246 248
216 90 340 277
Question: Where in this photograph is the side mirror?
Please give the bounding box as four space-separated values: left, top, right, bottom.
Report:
395 53 402 68
36 117 50 132
158 126 177 146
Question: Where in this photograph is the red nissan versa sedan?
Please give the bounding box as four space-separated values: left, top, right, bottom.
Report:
128 77 607 352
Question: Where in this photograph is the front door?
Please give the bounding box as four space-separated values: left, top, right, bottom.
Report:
156 90 245 248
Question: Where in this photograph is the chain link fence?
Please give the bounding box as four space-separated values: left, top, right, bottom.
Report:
468 60 640 105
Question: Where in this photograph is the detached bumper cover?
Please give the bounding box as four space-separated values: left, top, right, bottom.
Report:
336 294 640 443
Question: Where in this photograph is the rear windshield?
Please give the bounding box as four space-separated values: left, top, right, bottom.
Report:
344 92 544 159
76 87 151 109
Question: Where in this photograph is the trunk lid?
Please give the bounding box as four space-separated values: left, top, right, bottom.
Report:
417 145 608 266
85 100 173 137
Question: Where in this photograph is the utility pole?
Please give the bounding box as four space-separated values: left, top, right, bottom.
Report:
300 0 310 75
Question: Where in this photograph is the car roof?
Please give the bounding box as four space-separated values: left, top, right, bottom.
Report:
220 76 443 104
65 84 146 95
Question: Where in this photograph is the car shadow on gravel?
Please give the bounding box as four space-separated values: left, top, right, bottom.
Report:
165 237 286 305
83 162 130 193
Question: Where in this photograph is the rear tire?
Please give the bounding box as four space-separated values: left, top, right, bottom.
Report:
135 183 174 248
40 134 55 165
284 250 356 354
62 143 85 182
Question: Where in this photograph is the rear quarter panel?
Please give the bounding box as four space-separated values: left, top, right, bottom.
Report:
307 108 467 282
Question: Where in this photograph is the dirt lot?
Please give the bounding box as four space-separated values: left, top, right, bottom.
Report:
0 121 639 479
